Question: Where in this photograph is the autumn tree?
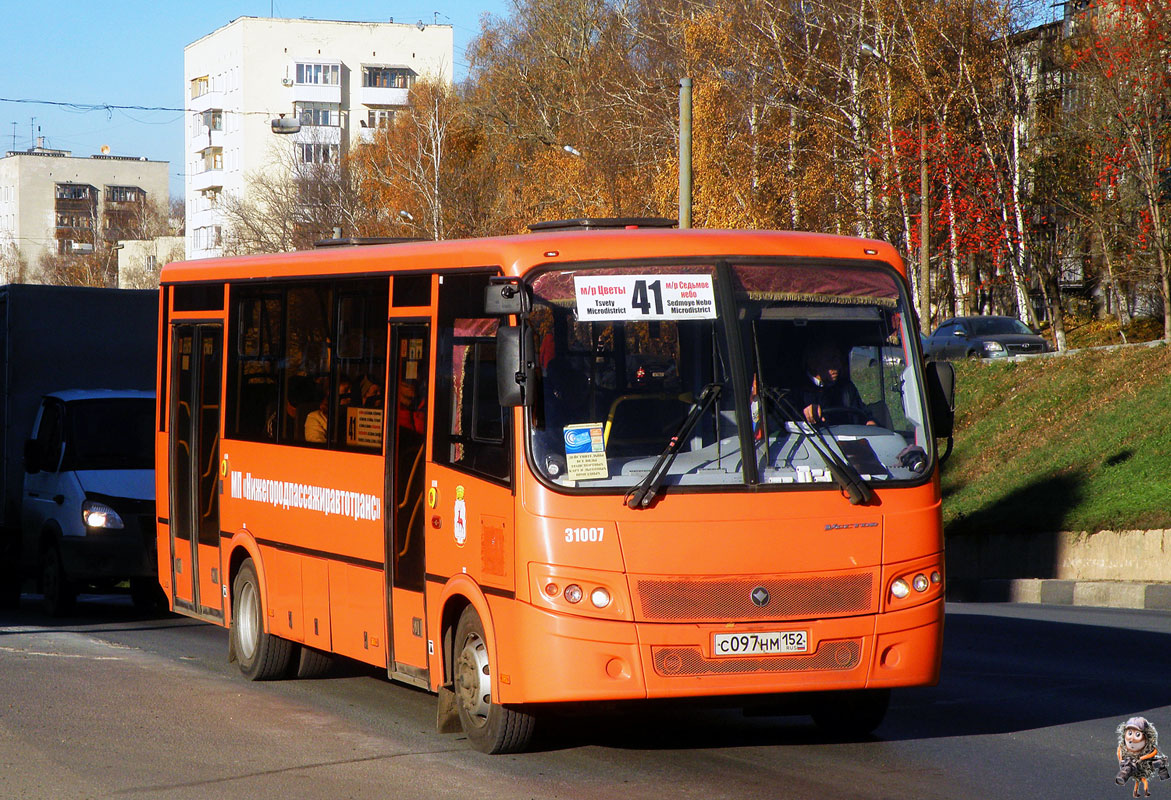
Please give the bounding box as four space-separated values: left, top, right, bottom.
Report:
220 134 363 254
1070 0 1171 339
349 78 500 240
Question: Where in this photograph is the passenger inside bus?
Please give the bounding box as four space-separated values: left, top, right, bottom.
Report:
304 383 329 443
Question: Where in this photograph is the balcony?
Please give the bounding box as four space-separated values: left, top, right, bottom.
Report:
189 127 224 153
191 168 223 194
292 125 342 146
359 86 410 107
188 89 223 114
292 83 342 104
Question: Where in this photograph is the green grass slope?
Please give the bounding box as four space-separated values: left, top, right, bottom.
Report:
942 342 1171 535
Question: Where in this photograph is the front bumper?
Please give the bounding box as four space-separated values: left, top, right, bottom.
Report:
495 597 943 705
59 514 157 581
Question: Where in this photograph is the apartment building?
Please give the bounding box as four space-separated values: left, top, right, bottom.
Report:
0 145 169 275
184 16 454 259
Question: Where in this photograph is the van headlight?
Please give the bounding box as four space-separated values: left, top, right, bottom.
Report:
82 500 125 529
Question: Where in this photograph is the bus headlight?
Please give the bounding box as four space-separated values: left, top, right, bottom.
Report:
82 500 125 530
529 563 632 621
885 559 945 611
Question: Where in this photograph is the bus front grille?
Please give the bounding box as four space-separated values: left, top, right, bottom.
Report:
651 639 862 677
633 572 875 622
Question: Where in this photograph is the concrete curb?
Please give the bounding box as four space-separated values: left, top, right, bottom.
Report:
955 579 1171 611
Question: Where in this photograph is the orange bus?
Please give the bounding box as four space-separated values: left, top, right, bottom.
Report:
156 219 955 753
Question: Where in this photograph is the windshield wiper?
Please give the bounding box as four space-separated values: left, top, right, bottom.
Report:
763 388 875 506
625 383 722 510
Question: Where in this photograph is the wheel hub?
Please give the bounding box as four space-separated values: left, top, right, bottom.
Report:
455 631 491 725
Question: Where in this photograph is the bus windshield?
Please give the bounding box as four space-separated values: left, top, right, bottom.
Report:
527 260 931 492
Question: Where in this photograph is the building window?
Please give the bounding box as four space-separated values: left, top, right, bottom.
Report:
190 76 209 99
300 143 339 164
145 255 158 272
194 225 222 250
106 186 144 203
294 102 340 127
203 109 223 131
363 67 413 89
368 109 396 128
55 183 96 201
295 63 340 86
201 147 223 172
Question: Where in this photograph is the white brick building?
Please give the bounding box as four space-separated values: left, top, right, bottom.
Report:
184 16 454 259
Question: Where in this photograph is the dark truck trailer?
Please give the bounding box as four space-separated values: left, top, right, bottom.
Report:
0 285 158 610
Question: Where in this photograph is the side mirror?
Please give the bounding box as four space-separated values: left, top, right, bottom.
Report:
24 439 41 474
925 360 955 438
484 279 530 315
495 325 536 407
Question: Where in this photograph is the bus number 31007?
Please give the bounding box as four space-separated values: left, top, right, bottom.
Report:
565 527 605 543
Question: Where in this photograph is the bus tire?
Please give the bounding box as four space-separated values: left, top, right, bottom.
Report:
293 645 334 679
811 688 890 738
231 559 293 680
453 605 535 754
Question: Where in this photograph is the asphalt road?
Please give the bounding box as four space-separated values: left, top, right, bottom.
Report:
0 596 1164 799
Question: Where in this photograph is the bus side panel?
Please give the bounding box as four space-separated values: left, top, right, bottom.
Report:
263 546 304 641
390 587 427 669
424 465 516 601
302 555 332 651
328 562 387 668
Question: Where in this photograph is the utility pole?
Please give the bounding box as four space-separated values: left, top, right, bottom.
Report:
679 78 692 229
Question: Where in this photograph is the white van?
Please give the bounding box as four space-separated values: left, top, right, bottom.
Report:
21 390 157 615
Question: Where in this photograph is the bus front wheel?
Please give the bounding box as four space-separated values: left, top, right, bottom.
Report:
231 559 293 680
453 605 536 754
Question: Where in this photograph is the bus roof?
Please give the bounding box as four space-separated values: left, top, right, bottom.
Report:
161 228 905 285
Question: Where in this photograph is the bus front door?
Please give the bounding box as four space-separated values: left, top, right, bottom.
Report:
386 323 429 685
169 323 225 621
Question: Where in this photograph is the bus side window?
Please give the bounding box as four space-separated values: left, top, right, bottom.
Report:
433 273 512 485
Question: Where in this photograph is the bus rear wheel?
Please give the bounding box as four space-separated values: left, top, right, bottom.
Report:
231 558 293 680
453 606 535 754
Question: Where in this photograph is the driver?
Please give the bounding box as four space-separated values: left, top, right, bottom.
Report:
794 340 874 427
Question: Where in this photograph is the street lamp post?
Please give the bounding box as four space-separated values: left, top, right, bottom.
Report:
679 78 692 229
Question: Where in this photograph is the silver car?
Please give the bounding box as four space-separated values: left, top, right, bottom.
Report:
925 316 1050 360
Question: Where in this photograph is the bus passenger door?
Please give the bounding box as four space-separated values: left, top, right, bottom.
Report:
169 323 225 620
386 323 429 683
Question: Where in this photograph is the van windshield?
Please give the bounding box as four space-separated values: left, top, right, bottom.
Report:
66 398 155 471
526 260 932 492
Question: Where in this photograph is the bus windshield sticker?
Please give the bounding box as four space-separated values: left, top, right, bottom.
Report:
574 275 716 321
345 407 384 447
563 422 608 480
